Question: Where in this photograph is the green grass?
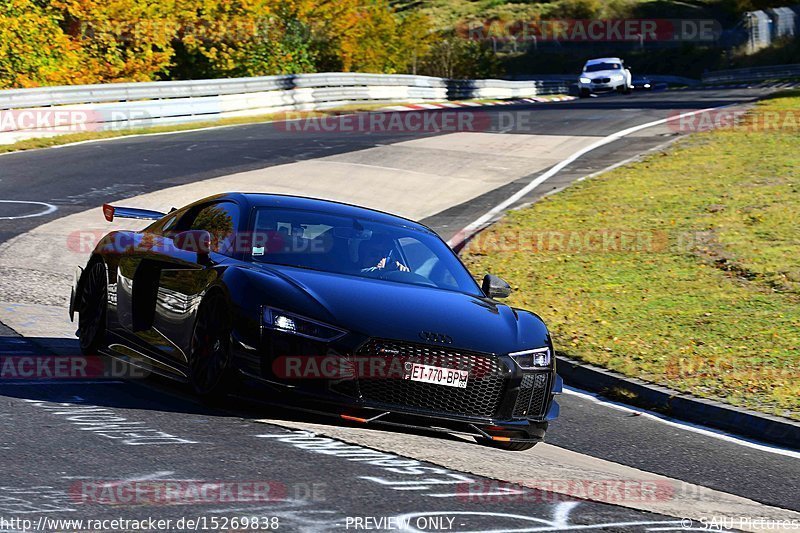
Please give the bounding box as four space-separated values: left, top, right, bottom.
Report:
461 91 800 420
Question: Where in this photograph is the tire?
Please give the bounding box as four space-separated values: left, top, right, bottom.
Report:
579 89 590 98
77 261 108 355
189 291 235 401
476 438 538 452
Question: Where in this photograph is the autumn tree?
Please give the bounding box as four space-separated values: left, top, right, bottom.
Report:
297 0 433 73
170 0 317 79
52 0 177 82
0 0 84 88
419 34 501 79
0 0 444 89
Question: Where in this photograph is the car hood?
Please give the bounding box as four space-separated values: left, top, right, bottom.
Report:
250 263 550 355
585 70 624 78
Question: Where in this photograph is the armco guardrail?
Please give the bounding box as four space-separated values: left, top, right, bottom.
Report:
446 78 569 99
702 63 800 84
643 75 701 86
0 73 569 144
511 74 700 86
0 74 445 109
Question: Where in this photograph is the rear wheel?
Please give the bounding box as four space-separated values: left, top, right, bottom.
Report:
476 438 537 452
189 291 235 401
77 261 107 355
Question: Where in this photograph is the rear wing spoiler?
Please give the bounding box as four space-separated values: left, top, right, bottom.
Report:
102 203 165 222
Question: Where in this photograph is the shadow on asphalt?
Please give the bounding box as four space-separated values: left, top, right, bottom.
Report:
0 335 475 446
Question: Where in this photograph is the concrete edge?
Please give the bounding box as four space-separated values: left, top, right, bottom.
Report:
555 353 800 451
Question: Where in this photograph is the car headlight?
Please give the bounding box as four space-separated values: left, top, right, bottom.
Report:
262 307 347 342
611 74 623 81
509 347 551 368
579 77 591 84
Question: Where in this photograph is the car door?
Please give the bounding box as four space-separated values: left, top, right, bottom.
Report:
114 210 183 336
118 200 241 366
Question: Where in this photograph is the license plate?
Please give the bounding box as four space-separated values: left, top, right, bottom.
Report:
405 363 468 389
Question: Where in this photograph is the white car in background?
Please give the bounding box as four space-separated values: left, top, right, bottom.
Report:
578 57 633 97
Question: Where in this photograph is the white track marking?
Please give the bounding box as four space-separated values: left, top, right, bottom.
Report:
573 136 683 183
435 100 800 458
447 104 737 247
552 502 581 528
99 471 175 487
563 386 800 459
516 135 685 210
256 423 800 526
651 519 704 531
0 200 57 220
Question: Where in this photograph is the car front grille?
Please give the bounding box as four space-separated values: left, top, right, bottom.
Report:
354 339 508 418
512 373 550 418
593 77 611 83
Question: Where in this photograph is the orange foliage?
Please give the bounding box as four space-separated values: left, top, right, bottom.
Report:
0 0 434 88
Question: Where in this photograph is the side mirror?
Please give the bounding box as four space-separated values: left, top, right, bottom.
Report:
173 230 212 260
482 274 511 299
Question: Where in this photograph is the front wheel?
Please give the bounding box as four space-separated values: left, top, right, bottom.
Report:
77 261 107 355
189 291 235 401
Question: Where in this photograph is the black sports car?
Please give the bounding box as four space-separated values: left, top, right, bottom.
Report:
71 193 561 451
631 75 654 90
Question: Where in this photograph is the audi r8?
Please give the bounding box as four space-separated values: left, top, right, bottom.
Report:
71 193 561 451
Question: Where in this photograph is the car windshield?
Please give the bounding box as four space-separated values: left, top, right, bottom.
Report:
584 62 620 72
250 208 482 295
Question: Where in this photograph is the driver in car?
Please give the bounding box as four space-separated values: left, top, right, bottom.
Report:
360 237 410 273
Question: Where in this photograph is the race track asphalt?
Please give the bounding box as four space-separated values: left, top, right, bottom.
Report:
0 87 797 531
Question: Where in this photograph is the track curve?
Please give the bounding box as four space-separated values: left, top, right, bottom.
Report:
0 86 798 531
